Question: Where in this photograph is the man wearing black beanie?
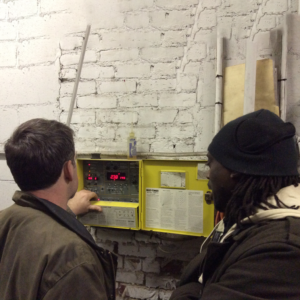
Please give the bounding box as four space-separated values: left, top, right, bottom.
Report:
171 109 300 300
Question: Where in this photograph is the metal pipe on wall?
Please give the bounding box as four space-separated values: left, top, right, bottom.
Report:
280 15 288 121
66 25 91 127
214 34 223 135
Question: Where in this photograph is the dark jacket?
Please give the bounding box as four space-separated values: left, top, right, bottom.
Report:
0 191 117 300
171 185 300 300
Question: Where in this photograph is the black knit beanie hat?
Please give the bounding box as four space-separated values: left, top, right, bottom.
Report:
208 109 299 176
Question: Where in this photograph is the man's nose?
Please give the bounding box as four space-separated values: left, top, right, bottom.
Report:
207 181 212 190
206 168 210 180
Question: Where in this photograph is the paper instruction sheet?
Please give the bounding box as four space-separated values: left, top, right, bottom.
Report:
145 188 203 233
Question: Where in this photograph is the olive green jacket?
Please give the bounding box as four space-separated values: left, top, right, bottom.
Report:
0 191 117 300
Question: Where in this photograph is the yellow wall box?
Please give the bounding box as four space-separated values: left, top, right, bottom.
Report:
77 158 214 236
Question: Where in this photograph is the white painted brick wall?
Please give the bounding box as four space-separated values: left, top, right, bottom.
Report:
119 0 154 12
18 104 59 124
61 51 97 66
8 0 37 19
162 31 187 47
77 95 117 109
100 31 161 49
119 94 158 107
97 111 138 124
155 0 198 9
0 160 14 181
18 39 59 66
0 42 16 67
156 126 195 139
0 3 8 20
150 11 194 29
151 63 176 78
139 79 176 92
141 47 184 62
0 108 19 144
116 127 156 139
0 65 59 105
159 93 196 107
77 126 115 139
125 12 150 29
60 111 95 124
1 1 300 298
0 180 18 210
100 49 139 62
116 64 151 78
61 81 96 96
0 22 17 40
138 109 177 124
98 81 136 93
60 68 76 80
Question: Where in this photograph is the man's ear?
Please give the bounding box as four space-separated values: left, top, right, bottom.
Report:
63 160 74 182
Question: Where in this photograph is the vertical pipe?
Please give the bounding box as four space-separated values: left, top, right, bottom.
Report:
243 39 257 115
214 34 223 135
280 16 288 121
67 25 91 127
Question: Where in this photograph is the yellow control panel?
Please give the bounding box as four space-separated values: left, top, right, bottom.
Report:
77 158 214 236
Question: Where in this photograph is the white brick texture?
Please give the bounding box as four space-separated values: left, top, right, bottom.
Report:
0 3 7 20
77 126 115 139
141 47 184 62
155 0 198 9
0 108 18 144
18 104 59 124
0 42 16 67
8 0 37 19
138 109 177 124
100 49 139 62
98 81 136 93
119 94 158 107
1 0 300 297
0 65 59 105
159 93 196 107
18 39 59 66
119 0 154 12
125 12 150 29
0 22 17 40
61 81 96 96
77 95 117 109
60 51 97 66
0 180 18 210
97 111 138 124
60 111 95 124
139 79 176 92
0 160 14 181
116 64 151 78
150 11 194 29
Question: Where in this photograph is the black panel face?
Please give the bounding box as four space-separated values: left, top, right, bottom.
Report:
83 160 139 203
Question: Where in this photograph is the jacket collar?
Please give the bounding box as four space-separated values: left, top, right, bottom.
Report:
12 191 99 250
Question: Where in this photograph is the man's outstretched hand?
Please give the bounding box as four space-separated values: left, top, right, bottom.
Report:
68 190 102 215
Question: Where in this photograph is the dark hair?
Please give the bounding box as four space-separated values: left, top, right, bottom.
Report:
225 175 300 228
5 118 75 191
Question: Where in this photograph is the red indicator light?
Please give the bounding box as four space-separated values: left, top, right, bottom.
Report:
88 164 91 166
110 174 119 181
98 198 100 201
107 172 126 181
87 176 93 180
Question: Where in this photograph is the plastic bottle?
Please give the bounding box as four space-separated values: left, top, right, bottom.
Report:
127 130 137 159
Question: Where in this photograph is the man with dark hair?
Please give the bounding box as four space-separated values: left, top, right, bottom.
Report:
0 119 117 300
171 109 300 300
